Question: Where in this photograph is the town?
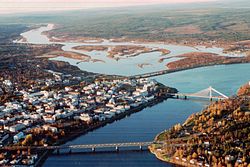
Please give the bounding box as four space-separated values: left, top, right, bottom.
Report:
0 71 176 166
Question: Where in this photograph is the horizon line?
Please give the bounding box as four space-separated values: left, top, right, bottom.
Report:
0 0 217 15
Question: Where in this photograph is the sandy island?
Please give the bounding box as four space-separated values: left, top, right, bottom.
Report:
73 45 109 52
73 44 171 61
38 51 91 61
107 45 170 60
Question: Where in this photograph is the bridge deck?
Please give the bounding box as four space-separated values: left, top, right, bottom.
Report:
170 93 227 99
128 68 190 79
1 142 154 151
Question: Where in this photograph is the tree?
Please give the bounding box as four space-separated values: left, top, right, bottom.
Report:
22 135 33 146
192 152 198 159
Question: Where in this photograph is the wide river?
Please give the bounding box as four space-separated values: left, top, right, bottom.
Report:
18 24 250 166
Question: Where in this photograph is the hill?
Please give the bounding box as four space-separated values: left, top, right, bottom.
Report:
150 82 250 166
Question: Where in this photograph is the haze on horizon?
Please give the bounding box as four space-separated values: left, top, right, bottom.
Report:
0 0 217 14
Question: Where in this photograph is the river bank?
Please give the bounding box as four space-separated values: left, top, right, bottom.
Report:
15 24 250 167
166 52 250 70
17 24 249 76
34 89 175 167
43 63 250 167
149 82 250 166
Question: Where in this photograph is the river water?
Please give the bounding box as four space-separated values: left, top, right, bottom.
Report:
19 24 245 76
17 24 250 166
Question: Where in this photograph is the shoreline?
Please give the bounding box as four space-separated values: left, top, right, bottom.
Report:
35 93 172 167
149 84 250 167
14 24 250 166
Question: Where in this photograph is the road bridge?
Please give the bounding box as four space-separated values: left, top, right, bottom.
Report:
0 142 153 152
169 86 229 100
128 68 184 80
0 141 188 154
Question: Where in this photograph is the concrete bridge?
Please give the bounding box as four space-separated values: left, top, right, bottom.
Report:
127 66 209 80
0 142 154 152
128 68 184 80
0 141 187 154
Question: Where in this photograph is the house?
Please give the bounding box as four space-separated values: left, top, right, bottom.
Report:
65 87 73 92
13 132 25 142
43 115 55 123
43 125 58 133
80 114 93 123
9 124 26 133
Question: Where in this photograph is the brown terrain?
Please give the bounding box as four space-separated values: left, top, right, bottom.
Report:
44 31 104 43
74 45 171 61
40 50 107 64
0 44 93 91
107 45 170 60
73 45 109 52
237 82 250 96
166 52 250 70
44 26 238 51
224 40 250 56
150 82 250 167
158 56 176 63
164 25 203 35
44 26 249 58
39 50 91 61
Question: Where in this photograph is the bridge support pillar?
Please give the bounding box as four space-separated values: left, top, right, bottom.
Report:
184 96 187 100
92 147 95 152
115 146 119 152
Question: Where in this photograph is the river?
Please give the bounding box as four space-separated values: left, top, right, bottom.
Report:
17 24 250 167
19 24 245 76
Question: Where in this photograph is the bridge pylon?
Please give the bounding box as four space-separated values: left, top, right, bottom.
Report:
191 86 229 100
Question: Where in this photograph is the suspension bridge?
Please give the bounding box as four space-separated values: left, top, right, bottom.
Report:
169 86 229 100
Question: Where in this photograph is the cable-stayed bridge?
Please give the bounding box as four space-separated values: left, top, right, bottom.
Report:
170 86 229 100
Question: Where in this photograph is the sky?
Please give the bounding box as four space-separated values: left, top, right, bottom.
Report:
0 0 217 14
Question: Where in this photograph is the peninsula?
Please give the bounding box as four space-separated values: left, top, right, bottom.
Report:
150 82 250 166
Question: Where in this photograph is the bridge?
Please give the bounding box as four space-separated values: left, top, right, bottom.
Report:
0 141 187 154
0 142 154 152
170 86 229 100
128 68 184 80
